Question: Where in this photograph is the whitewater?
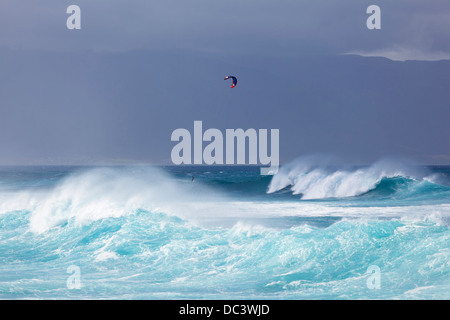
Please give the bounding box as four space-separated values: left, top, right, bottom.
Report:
0 158 449 299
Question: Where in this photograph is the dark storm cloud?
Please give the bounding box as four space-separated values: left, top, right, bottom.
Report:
1 49 449 165
0 1 449 165
1 0 449 58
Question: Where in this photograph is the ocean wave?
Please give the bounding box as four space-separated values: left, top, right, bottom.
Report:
1 206 448 299
267 156 448 200
0 165 449 299
0 164 448 236
5 166 223 234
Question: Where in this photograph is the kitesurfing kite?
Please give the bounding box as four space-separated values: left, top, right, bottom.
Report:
224 75 237 88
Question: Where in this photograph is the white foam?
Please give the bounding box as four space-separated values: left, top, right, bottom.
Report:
94 250 119 262
268 156 429 199
26 166 225 233
1 163 447 234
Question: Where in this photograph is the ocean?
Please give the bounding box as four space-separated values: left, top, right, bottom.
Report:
0 158 449 299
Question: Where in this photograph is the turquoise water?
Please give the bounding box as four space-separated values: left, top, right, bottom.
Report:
0 161 449 299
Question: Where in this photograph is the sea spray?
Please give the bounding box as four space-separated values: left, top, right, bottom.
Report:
27 166 226 233
268 156 433 199
0 164 448 299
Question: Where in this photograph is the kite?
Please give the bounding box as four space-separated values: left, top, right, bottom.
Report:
224 75 237 88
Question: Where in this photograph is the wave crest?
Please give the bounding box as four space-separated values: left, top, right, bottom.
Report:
27 166 222 234
267 156 433 200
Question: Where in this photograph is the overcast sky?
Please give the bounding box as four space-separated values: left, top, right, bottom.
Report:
1 0 450 59
0 0 449 166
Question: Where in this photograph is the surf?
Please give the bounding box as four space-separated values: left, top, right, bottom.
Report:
0 164 449 299
0 166 225 234
267 156 449 201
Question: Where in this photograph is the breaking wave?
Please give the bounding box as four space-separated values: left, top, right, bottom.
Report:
0 164 449 299
267 156 449 200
